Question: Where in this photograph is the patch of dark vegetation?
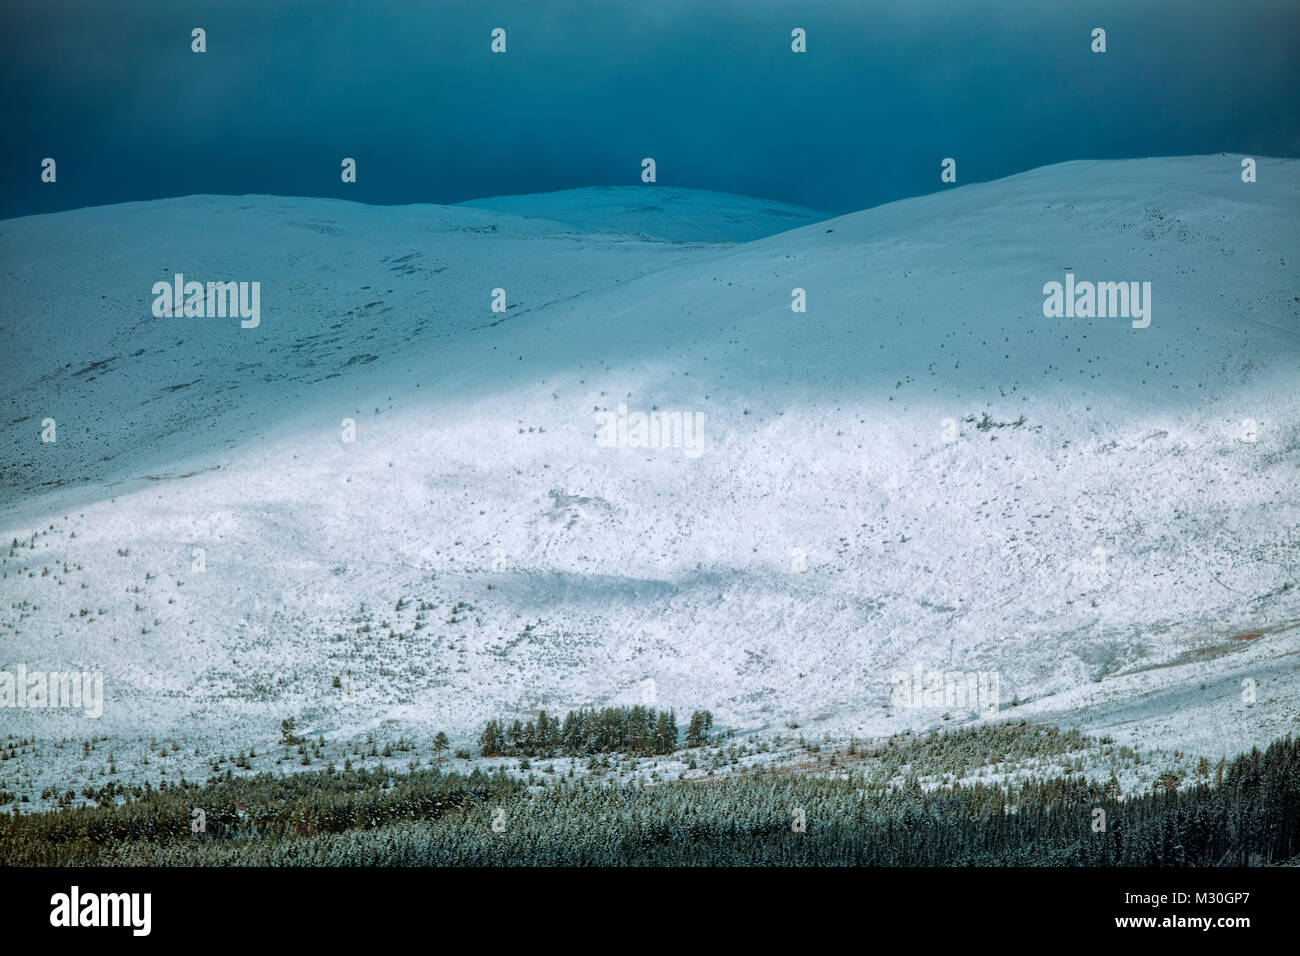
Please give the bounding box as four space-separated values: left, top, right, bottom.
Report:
71 357 117 378
967 412 1027 431
477 706 713 757
2 731 1295 866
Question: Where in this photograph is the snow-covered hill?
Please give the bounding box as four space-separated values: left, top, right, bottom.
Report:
2 190 820 511
1 160 1297 795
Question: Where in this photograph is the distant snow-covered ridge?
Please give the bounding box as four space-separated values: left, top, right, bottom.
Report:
0 187 829 510
455 185 832 242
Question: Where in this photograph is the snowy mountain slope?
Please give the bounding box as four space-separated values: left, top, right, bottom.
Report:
0 159 1297 784
456 186 831 242
1 190 816 514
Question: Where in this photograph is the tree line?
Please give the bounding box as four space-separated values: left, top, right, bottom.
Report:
477 705 714 757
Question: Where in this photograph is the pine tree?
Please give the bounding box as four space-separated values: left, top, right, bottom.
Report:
686 711 705 748
561 711 579 755
478 721 502 756
654 710 677 754
535 711 550 755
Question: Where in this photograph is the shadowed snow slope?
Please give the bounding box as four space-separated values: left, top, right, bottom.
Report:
1 162 1297 764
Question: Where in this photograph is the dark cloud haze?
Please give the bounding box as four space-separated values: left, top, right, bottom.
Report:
2 0 1297 220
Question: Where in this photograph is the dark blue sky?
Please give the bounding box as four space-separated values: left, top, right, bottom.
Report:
2 0 1297 220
